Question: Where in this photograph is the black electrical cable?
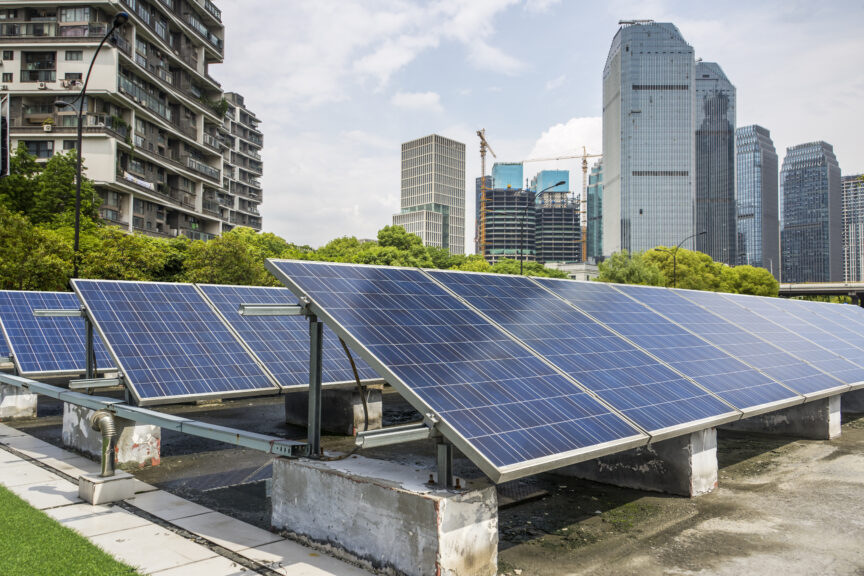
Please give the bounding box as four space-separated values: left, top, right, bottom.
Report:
318 338 369 461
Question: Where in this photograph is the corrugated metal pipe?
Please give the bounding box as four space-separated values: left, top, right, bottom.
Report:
90 410 117 477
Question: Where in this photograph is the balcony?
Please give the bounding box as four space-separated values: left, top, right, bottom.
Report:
184 156 220 181
183 12 223 53
202 132 222 151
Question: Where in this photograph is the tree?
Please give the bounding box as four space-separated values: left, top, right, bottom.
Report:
182 228 278 286
0 206 72 291
452 255 491 272
315 236 364 262
0 143 41 215
75 226 174 281
31 150 99 225
720 265 779 297
644 247 723 291
596 250 665 286
489 259 569 278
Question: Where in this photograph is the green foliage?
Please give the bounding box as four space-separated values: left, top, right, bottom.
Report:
76 226 175 281
489 259 569 278
31 149 100 225
0 485 140 576
596 250 665 286
182 227 279 286
0 206 72 291
0 143 40 215
720 265 779 296
452 254 492 272
644 247 723 290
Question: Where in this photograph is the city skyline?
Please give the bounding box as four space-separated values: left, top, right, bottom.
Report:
216 0 864 250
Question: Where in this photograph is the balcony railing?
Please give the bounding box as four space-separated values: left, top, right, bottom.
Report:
184 156 220 181
202 132 221 151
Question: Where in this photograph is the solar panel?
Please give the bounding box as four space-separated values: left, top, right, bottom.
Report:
0 290 113 377
604 284 807 409
267 260 646 482
197 284 381 388
766 298 864 354
72 280 278 405
532 279 799 413
428 270 737 434
675 289 853 395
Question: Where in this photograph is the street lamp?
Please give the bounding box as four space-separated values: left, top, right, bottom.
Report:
657 230 707 288
519 180 566 274
54 11 129 278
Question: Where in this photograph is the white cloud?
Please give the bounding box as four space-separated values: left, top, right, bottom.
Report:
390 91 444 113
524 0 562 13
528 117 603 159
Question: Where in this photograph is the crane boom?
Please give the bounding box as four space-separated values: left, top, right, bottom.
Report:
477 129 497 255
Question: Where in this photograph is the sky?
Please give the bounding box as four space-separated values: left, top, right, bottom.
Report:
215 0 864 251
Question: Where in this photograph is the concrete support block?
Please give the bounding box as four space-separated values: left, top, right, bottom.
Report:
271 456 498 576
560 429 718 497
62 404 161 468
722 396 841 440
842 389 864 414
285 387 383 436
79 471 135 505
0 383 37 421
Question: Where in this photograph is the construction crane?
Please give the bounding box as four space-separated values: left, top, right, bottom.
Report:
522 147 602 260
476 129 497 255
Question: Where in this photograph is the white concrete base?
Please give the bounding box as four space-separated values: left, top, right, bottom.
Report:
842 389 864 414
0 383 37 421
722 396 841 440
62 404 161 468
285 386 383 435
79 471 135 505
559 429 718 497
271 456 498 576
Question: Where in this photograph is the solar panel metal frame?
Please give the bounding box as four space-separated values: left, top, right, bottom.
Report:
426 269 743 440
266 259 649 484
596 282 807 417
72 279 281 406
0 290 114 378
196 283 385 389
673 288 851 401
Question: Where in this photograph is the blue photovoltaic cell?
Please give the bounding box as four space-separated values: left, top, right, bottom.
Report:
429 271 733 433
198 284 380 387
607 284 808 405
765 298 864 353
676 290 854 392
72 280 278 404
0 290 113 376
533 279 797 411
268 260 643 472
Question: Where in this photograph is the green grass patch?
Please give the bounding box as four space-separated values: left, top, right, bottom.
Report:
0 485 141 576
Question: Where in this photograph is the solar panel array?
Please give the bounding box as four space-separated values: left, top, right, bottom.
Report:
198 284 380 388
268 259 864 482
0 290 114 377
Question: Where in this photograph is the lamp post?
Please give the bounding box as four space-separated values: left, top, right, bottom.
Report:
54 11 129 278
658 230 707 288
519 180 566 274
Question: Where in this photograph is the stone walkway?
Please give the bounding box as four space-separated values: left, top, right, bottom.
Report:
0 422 372 576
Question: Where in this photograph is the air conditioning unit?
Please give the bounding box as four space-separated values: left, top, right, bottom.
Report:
37 81 47 90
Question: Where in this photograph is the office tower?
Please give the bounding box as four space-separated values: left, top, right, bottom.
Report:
393 134 465 254
2 0 263 239
694 61 736 264
586 160 603 261
602 20 695 256
842 175 864 281
531 171 580 264
780 142 842 282
735 125 779 276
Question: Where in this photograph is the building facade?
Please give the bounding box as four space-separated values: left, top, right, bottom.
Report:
219 92 262 230
694 61 736 265
586 160 603 261
480 186 534 264
735 125 778 276
531 170 580 264
602 20 696 256
1 0 262 240
842 175 864 282
393 134 465 255
780 142 842 282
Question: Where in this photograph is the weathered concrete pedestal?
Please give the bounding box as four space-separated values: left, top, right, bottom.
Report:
721 397 841 439
559 429 718 497
79 471 135 505
0 383 37 420
62 404 161 468
271 456 498 576
842 389 864 414
285 386 383 435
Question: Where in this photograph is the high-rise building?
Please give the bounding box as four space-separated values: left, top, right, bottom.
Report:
492 162 523 190
2 0 262 239
219 92 262 231
393 134 465 254
842 175 864 281
780 142 842 282
694 61 736 265
480 185 534 264
602 20 696 256
586 160 603 261
531 171 580 264
735 125 779 276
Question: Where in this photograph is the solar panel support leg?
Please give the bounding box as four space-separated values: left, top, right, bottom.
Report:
437 441 453 488
308 315 323 459
85 317 95 380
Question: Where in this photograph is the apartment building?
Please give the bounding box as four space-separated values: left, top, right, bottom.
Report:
0 0 262 239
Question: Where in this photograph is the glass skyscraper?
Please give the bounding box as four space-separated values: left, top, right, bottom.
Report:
602 21 695 255
735 125 779 277
694 62 736 265
586 161 603 261
842 175 864 281
393 134 465 255
780 142 842 282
